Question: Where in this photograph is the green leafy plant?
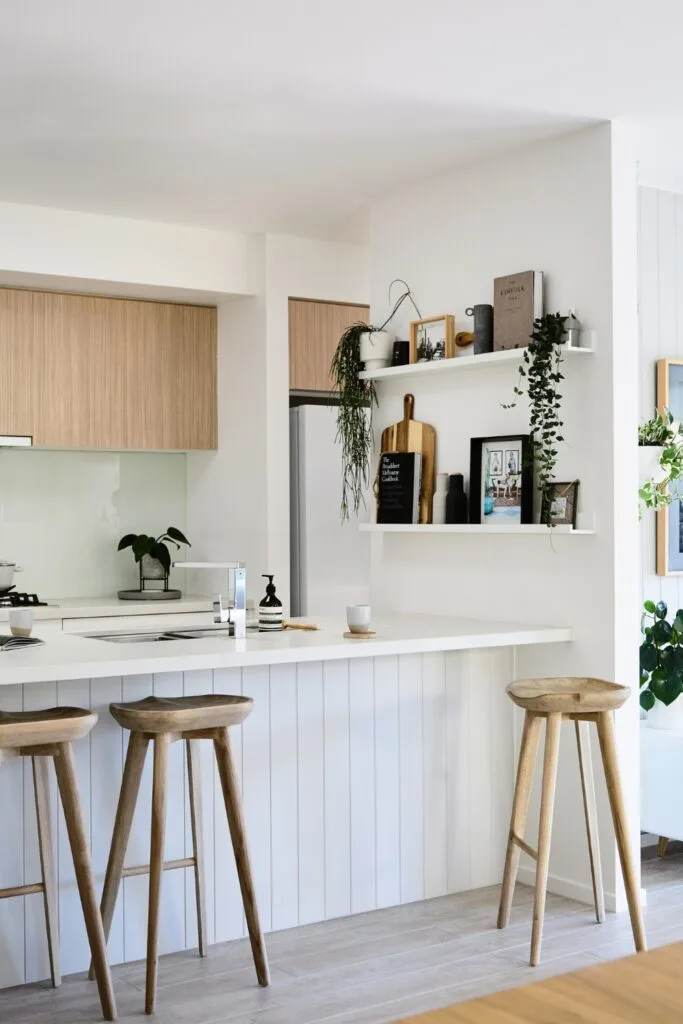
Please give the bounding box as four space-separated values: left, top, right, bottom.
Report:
504 312 567 519
330 322 378 520
117 527 191 575
638 408 683 514
640 600 683 711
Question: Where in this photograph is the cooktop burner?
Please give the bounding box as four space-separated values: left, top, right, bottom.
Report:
0 592 48 608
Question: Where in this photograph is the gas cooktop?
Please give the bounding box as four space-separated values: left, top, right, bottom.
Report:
0 591 48 608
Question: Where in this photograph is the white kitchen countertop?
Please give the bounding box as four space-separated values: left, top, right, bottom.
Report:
0 614 573 686
0 594 214 621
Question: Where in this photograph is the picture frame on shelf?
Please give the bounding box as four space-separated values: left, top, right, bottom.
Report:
542 480 579 528
656 359 683 574
469 434 533 525
409 315 455 364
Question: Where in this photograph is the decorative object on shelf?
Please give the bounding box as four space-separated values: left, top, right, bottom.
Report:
504 312 567 519
640 599 683 727
541 480 579 528
409 315 456 363
466 304 494 354
446 473 468 524
432 473 449 525
493 270 543 351
359 330 395 371
117 527 191 599
376 452 422 524
331 279 421 519
259 574 283 632
469 435 533 525
391 340 410 366
563 309 582 348
455 331 475 350
379 394 436 523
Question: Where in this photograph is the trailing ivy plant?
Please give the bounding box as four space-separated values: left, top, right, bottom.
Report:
504 312 566 520
640 599 683 711
638 408 683 515
117 526 191 575
330 322 378 520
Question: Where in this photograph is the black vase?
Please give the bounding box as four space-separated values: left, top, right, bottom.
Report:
465 304 494 354
446 474 468 524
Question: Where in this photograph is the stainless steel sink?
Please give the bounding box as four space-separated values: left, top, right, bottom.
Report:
84 626 256 643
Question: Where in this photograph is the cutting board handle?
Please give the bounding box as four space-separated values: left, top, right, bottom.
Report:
403 393 415 422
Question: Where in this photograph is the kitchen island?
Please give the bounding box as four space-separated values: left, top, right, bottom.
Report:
0 613 571 990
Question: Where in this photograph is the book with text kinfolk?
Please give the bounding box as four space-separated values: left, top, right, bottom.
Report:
377 452 422 524
493 271 543 351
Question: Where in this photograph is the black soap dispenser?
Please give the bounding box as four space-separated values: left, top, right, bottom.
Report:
259 575 283 632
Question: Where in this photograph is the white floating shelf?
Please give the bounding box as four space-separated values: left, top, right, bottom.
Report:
360 523 594 535
359 345 594 381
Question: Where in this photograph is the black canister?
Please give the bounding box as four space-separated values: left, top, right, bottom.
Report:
391 340 410 366
446 474 468 524
465 304 494 354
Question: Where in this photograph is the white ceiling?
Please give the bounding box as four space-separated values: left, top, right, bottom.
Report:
2 1 683 239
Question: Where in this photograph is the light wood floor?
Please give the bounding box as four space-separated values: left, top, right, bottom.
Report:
3 852 683 1024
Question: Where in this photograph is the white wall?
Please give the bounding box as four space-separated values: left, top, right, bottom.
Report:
367 123 640 909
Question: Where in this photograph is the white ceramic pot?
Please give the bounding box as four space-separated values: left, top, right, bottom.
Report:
648 696 683 730
0 561 22 590
359 331 394 371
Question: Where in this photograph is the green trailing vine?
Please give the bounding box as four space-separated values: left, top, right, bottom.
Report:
504 312 566 520
638 408 683 516
330 322 377 520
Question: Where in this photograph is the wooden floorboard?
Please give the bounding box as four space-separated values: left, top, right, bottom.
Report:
2 854 683 1024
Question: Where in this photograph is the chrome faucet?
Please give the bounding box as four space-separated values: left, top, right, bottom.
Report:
171 561 247 638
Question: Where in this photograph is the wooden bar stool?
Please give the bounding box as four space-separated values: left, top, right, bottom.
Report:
0 707 116 1021
94 694 270 1015
497 678 646 966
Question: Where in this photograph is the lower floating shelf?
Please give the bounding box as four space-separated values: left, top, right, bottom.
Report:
360 523 594 535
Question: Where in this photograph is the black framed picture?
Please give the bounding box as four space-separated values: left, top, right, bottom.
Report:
542 481 579 527
469 434 533 525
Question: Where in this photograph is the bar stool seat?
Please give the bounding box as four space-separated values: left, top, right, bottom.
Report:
109 694 252 733
96 692 269 1015
0 706 116 1021
498 677 646 968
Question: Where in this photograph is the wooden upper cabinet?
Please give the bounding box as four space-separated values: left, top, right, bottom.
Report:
0 288 217 450
289 298 370 392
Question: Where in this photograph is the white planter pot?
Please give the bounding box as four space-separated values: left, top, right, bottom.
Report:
359 331 394 371
639 445 664 488
647 696 683 730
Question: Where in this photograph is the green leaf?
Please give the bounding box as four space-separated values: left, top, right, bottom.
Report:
132 535 154 562
643 600 657 614
117 534 137 552
640 690 655 711
150 541 171 574
651 619 673 644
656 601 668 619
165 526 191 546
640 641 658 673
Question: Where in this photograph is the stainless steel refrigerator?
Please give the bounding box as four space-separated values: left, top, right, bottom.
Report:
290 404 370 617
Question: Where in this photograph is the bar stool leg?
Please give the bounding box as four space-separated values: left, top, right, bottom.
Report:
32 756 61 988
214 727 270 986
53 742 117 1022
146 733 170 1015
575 721 605 923
497 711 542 929
530 712 561 967
596 711 647 952
90 731 149 980
186 739 208 957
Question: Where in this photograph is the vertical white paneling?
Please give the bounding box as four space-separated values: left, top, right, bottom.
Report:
296 661 325 924
374 656 400 909
241 665 272 932
121 674 154 964
487 649 515 884
422 652 447 898
22 681 57 983
56 678 92 976
465 650 497 888
89 677 125 965
675 194 683 355
269 663 298 931
182 668 215 950
398 654 423 904
323 660 351 919
152 672 186 956
212 666 245 943
445 652 470 893
349 657 375 913
0 684 25 989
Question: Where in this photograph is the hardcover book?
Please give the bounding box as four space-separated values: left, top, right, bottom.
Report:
493 271 543 351
377 452 422 524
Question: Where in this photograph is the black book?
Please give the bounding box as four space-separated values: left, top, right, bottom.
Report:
377 452 422 524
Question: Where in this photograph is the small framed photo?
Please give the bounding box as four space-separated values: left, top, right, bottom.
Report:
542 480 579 528
469 434 533 525
409 315 455 363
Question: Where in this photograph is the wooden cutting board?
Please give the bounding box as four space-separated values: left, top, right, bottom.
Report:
380 393 436 523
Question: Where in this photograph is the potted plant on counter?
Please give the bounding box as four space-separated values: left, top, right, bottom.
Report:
639 409 683 516
117 526 191 595
640 599 683 728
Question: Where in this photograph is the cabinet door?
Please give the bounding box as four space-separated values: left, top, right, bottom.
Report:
289 298 370 392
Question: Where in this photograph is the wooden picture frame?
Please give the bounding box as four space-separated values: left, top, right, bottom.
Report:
469 435 533 525
409 315 455 363
656 358 683 575
542 480 579 528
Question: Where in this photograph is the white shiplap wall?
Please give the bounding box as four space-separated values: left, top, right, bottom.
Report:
0 648 515 989
639 186 683 607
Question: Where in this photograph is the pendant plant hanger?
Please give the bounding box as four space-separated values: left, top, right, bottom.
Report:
330 280 421 520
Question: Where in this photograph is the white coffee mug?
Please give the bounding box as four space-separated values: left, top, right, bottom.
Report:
346 604 371 634
9 607 34 638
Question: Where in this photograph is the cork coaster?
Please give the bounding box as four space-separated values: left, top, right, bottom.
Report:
343 631 377 639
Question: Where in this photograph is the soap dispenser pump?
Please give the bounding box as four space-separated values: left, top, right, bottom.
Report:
259 574 283 632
